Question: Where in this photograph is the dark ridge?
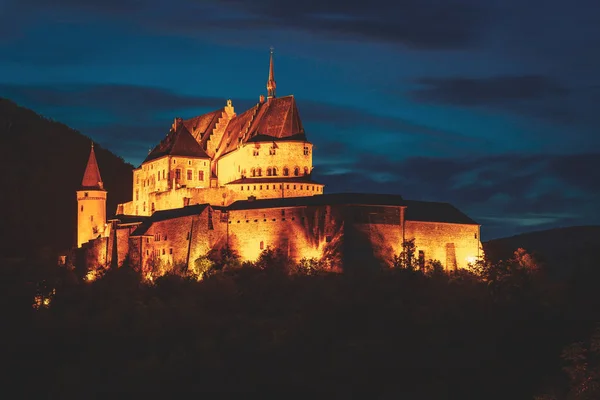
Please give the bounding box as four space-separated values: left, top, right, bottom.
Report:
0 97 134 258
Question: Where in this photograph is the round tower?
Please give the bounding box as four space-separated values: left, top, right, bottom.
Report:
77 143 107 248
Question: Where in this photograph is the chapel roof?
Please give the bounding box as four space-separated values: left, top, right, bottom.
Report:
81 144 104 190
144 120 210 163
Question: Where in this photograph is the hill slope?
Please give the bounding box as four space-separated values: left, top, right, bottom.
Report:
483 225 600 277
0 98 133 257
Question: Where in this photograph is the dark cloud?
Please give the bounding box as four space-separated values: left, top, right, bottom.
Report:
409 75 578 124
411 75 568 106
4 0 487 50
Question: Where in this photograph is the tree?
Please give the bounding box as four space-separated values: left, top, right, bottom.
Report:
392 239 419 270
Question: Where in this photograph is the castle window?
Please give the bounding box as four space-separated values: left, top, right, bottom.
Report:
253 149 259 156
300 185 303 190
175 169 181 181
146 250 149 255
273 167 278 176
169 248 173 254
80 205 83 212
257 168 262 177
304 167 309 176
304 146 309 155
199 171 204 181
251 168 256 177
260 241 264 250
204 161 206 166
474 233 478 239
188 160 192 165
294 167 299 176
147 238 150 244
173 159 176 164
293 185 296 190
260 185 262 190
266 185 269 189
163 170 165 180
283 167 289 176
286 185 289 189
84 192 89 197
247 186 250 190
136 190 139 201
253 185 256 190
187 170 192 180
162 249 165 255
164 234 167 240
143 202 146 212
151 203 155 213
157 172 160 181
241 186 244 191
269 147 276 155
267 167 272 176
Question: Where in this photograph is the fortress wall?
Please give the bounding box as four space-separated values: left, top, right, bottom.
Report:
116 225 137 266
83 236 108 269
226 205 335 262
405 221 481 270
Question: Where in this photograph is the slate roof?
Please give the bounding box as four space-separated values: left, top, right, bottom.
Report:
226 176 321 185
403 200 478 225
109 215 148 225
130 204 209 236
217 96 305 157
226 193 478 225
183 109 223 157
144 123 210 163
81 145 104 190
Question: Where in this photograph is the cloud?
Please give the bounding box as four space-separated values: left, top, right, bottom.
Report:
4 0 487 50
411 75 568 105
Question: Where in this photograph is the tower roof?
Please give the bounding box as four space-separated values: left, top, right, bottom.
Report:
81 143 104 190
267 47 276 98
144 118 210 163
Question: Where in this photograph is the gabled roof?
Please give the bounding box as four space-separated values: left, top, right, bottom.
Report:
81 145 104 190
130 204 210 236
217 95 305 157
403 200 478 225
144 122 210 163
183 109 223 157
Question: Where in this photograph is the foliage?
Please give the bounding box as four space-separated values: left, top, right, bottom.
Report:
392 238 419 270
190 255 215 281
253 246 293 273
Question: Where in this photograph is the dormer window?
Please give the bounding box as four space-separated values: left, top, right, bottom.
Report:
269 147 276 155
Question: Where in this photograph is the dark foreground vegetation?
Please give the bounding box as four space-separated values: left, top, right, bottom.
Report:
2 247 600 399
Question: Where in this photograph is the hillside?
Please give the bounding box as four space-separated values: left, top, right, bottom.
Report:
0 98 133 258
483 225 600 277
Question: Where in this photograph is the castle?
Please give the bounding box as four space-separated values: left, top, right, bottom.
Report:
76 50 482 278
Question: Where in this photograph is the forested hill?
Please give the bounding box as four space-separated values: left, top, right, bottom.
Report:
483 225 600 278
0 98 133 258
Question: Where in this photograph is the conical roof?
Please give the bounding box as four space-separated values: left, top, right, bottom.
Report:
81 144 104 190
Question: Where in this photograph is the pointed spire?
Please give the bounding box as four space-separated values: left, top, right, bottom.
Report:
81 142 104 190
267 47 276 99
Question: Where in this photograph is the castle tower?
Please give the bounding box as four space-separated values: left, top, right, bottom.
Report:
267 47 276 99
76 143 107 248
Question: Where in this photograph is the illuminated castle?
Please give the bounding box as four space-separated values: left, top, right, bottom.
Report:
76 50 482 277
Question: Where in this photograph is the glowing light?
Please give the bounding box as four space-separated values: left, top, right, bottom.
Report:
466 256 478 265
85 270 98 282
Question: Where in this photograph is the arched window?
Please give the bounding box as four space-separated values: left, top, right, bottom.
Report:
257 168 262 177
294 167 299 176
251 168 256 177
283 167 289 176
272 167 278 176
304 166 309 176
267 167 272 176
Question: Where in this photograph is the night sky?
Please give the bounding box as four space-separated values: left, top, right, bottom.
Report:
1 0 599 240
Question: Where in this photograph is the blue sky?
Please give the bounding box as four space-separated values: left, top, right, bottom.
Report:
1 0 599 240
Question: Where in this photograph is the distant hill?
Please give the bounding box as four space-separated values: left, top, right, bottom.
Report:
484 226 600 278
0 98 133 258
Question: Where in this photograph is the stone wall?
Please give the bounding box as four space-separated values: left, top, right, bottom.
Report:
405 221 481 271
